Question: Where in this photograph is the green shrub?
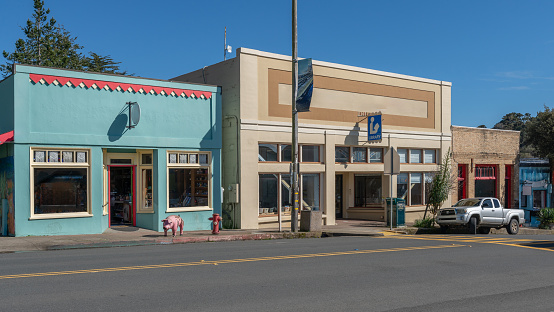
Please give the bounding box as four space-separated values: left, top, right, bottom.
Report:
538 208 554 229
413 217 434 228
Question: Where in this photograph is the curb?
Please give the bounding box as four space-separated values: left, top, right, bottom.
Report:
47 231 324 251
321 232 384 237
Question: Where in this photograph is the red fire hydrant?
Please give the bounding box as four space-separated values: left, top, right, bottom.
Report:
209 213 221 234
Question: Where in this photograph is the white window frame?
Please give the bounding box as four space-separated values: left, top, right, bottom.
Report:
30 147 92 220
166 151 212 212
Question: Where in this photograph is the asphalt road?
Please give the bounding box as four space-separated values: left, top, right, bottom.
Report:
1 234 553 312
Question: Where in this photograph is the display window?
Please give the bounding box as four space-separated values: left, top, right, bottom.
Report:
167 151 211 212
354 175 382 207
258 173 322 216
138 152 153 213
31 148 91 219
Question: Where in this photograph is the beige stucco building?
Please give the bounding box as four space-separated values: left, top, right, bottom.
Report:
173 48 452 229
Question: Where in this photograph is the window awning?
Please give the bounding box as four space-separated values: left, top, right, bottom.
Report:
0 131 14 145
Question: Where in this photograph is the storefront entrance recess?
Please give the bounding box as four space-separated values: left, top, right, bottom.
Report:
109 166 136 226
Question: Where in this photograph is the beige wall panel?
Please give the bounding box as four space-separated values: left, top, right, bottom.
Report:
278 84 429 118
240 130 261 229
240 54 260 121
441 85 452 135
255 56 447 133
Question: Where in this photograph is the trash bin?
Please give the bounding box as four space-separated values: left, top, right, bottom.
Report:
386 198 405 227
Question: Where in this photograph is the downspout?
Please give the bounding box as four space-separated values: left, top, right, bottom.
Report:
224 114 240 228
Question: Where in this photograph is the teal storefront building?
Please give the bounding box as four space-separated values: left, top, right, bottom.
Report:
0 65 221 236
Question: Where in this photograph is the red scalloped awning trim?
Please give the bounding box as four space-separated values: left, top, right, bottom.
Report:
29 74 212 99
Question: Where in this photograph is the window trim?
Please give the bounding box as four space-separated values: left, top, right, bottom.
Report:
166 151 212 213
30 147 92 220
137 151 154 213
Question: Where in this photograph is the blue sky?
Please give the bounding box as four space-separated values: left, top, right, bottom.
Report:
2 0 553 128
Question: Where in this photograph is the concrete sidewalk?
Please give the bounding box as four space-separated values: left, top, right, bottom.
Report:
0 219 388 253
0 219 552 253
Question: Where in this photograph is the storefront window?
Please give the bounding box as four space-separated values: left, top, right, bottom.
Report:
370 148 383 163
410 173 423 205
259 144 278 162
259 174 278 215
142 169 153 209
353 147 367 163
397 173 408 201
281 174 292 213
302 174 320 211
335 146 350 163
32 148 90 218
302 145 320 162
354 175 382 207
167 152 211 211
34 168 88 214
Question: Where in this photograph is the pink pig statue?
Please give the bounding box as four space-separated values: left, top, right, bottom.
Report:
162 215 184 237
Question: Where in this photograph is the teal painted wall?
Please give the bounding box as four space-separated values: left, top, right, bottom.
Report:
0 76 14 135
4 65 221 236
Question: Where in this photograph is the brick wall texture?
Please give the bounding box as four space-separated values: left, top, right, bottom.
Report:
451 126 520 207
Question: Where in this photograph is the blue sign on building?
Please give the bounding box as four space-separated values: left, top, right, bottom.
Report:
368 114 382 141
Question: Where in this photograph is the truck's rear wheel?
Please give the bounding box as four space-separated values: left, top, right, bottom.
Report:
507 218 519 235
469 217 477 234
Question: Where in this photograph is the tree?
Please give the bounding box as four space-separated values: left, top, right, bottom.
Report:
423 148 456 226
1 0 127 77
493 112 534 155
526 106 554 163
493 112 532 132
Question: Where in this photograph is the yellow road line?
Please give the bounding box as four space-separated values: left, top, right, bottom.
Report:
0 244 465 280
383 235 554 251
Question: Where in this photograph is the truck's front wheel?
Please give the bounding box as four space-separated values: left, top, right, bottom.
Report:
507 218 519 235
469 217 478 234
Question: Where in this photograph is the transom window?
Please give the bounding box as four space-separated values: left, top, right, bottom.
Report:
398 149 437 164
335 146 384 163
258 143 322 163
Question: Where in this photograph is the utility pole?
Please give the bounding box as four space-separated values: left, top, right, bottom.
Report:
291 0 299 232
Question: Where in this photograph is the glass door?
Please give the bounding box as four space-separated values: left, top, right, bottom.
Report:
108 165 136 226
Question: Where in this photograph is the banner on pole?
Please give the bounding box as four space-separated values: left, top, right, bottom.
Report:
296 58 313 112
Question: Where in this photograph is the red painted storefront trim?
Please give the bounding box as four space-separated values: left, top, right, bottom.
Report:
29 73 212 99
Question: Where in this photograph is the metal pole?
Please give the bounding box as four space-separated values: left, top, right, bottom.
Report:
389 135 393 230
291 0 299 232
224 27 227 61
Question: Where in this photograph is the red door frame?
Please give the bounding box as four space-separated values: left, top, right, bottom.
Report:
107 165 136 227
458 164 467 200
505 165 512 208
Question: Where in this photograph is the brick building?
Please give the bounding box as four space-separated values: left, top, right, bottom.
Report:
451 126 519 208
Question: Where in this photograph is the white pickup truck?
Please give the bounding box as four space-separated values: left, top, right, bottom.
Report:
436 197 525 234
